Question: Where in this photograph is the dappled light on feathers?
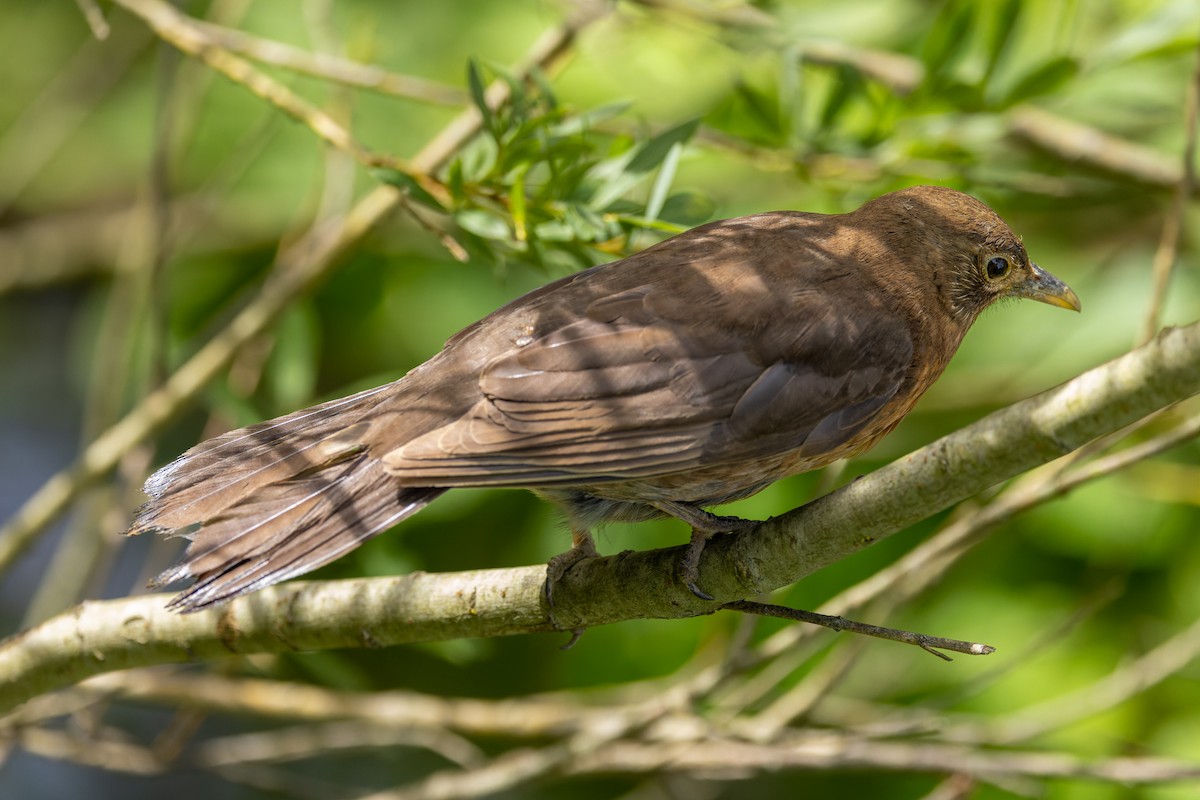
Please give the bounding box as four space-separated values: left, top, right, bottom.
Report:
129 186 1079 610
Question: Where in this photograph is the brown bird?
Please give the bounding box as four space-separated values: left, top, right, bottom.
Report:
130 185 1079 612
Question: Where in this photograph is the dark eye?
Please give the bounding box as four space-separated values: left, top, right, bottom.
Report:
986 256 1010 280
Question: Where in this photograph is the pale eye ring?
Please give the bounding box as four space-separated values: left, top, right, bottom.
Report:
986 256 1010 280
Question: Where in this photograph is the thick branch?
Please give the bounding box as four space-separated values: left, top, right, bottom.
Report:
0 322 1197 715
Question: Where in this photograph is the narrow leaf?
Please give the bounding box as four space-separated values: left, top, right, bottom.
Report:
467 60 494 136
984 0 1023 82
510 163 529 242
370 168 445 211
455 209 510 240
1001 56 1079 107
627 119 700 174
644 141 682 223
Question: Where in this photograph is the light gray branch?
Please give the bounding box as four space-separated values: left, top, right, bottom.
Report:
0 321 1198 715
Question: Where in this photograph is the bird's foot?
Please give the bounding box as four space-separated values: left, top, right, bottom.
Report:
678 528 716 601
543 537 600 638
652 501 759 600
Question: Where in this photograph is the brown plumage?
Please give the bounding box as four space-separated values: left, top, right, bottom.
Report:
129 186 1080 611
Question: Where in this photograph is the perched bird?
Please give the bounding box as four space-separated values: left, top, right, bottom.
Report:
130 185 1080 612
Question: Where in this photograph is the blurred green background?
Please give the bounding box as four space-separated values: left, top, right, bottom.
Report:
1 0 1199 798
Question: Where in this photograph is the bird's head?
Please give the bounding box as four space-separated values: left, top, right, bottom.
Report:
857 185 1081 323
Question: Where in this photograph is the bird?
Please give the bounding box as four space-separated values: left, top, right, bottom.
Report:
128 185 1080 612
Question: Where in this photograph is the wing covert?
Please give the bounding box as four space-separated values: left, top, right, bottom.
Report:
382 286 915 485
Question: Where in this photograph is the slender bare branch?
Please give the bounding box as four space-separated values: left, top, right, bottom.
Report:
73 0 111 40
1141 43 1200 342
945 613 1200 745
188 18 465 105
109 0 427 181
564 736 1200 785
724 601 994 660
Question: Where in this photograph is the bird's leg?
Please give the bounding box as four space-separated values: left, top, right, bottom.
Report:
543 526 599 612
543 527 599 647
651 500 759 601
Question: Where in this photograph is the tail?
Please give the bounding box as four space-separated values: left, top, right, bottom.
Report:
130 383 445 612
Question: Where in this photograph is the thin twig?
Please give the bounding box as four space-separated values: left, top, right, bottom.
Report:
736 636 868 740
944 612 1200 746
73 0 110 40
109 0 443 194
196 721 486 770
1141 42 1200 343
725 601 995 661
565 736 1200 785
60 669 622 739
1008 106 1185 190
13 725 163 775
189 18 466 105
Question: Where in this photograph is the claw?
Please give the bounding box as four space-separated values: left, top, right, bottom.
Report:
559 629 586 650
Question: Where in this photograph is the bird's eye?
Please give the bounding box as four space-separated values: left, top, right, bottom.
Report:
985 256 1011 280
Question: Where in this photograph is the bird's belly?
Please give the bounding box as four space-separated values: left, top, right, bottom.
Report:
540 446 852 528
598 448 834 502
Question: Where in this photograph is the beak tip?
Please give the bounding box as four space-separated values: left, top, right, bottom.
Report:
1058 289 1082 313
1024 264 1081 313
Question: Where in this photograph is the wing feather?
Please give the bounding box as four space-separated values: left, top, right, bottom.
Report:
383 288 914 486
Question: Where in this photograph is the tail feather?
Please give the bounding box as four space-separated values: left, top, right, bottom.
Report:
155 456 445 611
129 380 450 611
132 383 397 535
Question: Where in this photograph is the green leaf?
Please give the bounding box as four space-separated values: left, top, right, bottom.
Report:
586 173 641 211
527 67 558 112
447 160 466 204
550 101 634 137
459 135 499 183
1000 56 1079 107
735 79 786 140
922 1 975 85
627 119 700 174
659 191 716 225
817 66 862 133
616 215 688 235
455 209 510 240
564 204 613 241
983 0 1022 83
533 219 576 241
1091 0 1200 67
467 60 494 136
643 140 682 223
942 79 987 112
510 163 529 242
370 168 446 211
